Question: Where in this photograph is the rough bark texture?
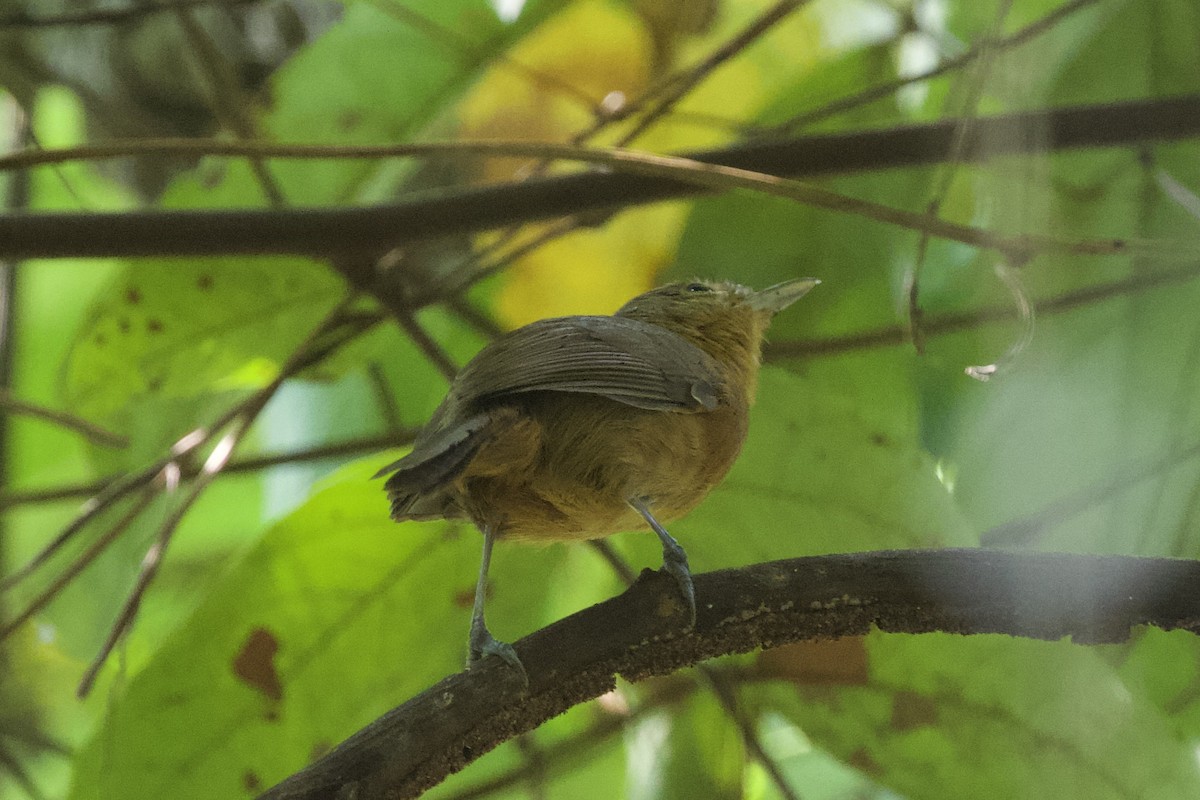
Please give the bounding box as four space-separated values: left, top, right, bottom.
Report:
258 549 1200 800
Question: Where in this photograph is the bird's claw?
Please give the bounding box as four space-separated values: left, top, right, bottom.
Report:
469 625 529 688
660 544 697 629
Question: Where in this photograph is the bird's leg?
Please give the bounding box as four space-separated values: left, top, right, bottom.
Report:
629 498 697 628
468 526 528 686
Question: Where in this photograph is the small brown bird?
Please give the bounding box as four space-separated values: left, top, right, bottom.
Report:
375 277 818 679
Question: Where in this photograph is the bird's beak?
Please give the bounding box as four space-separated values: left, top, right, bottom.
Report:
747 277 820 313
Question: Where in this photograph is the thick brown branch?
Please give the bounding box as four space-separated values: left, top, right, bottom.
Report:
259 549 1200 800
2 96 1198 260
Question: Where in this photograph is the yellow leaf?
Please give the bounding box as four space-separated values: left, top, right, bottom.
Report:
458 0 653 180
494 203 689 327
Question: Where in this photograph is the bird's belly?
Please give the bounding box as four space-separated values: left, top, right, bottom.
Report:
462 397 748 542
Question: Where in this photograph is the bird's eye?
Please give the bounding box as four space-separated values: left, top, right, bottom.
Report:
685 283 711 293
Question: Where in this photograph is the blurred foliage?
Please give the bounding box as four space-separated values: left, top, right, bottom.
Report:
2 0 1200 798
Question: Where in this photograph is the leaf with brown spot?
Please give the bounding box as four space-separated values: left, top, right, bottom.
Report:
453 587 475 609
232 627 283 703
241 771 261 793
890 689 939 732
64 257 342 423
756 637 868 686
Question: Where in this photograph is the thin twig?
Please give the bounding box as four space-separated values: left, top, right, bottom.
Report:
0 390 128 448
75 447 224 696
366 364 404 433
0 94 1194 175
394 311 459 383
905 0 1014 356
0 486 156 641
699 666 802 800
417 218 583 329
0 429 418 510
0 457 185 592
0 751 47 800
769 0 1102 133
171 5 285 206
766 261 1200 360
585 540 639 586
981 435 1200 548
454 219 586 297
616 0 810 148
444 297 504 343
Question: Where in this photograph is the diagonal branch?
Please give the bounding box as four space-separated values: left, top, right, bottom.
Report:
258 549 1200 800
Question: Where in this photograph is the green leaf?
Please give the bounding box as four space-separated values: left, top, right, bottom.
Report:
63 258 344 426
1117 629 1200 736
1051 0 1200 104
673 368 976 574
777 633 1200 800
265 0 569 204
627 690 744 800
755 41 901 131
67 457 571 800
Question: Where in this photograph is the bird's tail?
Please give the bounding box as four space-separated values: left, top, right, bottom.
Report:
376 413 492 522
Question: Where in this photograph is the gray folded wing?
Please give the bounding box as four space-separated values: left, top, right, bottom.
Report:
450 315 724 412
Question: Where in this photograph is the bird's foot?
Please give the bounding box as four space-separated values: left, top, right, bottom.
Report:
469 622 529 687
629 496 697 630
659 540 697 629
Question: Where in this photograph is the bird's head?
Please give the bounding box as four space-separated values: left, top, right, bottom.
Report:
615 277 819 365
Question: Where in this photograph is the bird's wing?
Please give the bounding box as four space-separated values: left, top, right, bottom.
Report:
451 315 725 412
